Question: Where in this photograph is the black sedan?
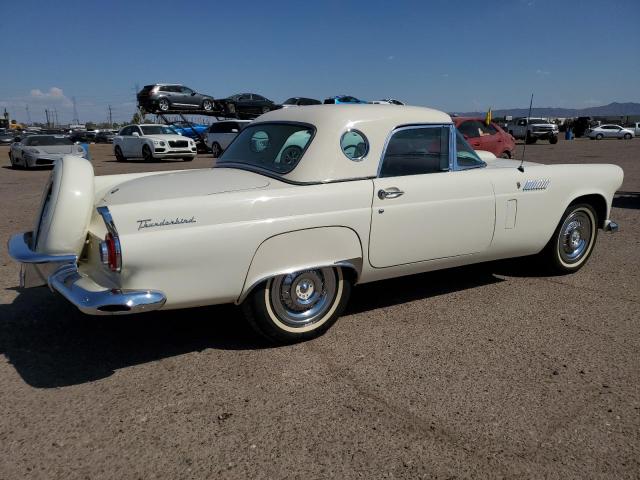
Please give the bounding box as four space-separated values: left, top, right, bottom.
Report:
221 93 281 119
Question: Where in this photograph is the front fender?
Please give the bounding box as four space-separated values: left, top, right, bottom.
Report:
238 227 363 304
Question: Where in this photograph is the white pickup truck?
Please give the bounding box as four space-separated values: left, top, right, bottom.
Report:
624 122 640 136
507 118 559 144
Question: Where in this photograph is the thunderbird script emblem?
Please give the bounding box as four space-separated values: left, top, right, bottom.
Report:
137 216 196 231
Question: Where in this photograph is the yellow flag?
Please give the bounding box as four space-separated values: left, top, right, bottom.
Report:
485 108 492 126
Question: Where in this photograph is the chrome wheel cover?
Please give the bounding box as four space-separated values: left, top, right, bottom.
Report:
203 100 212 111
158 99 169 111
558 210 593 264
270 268 337 328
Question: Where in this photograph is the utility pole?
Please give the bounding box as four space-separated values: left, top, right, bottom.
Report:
25 105 32 125
53 108 58 127
72 96 79 124
45 109 50 127
108 104 113 127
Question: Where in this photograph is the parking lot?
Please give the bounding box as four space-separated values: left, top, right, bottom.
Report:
0 138 638 478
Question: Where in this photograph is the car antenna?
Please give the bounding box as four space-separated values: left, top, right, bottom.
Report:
518 93 534 173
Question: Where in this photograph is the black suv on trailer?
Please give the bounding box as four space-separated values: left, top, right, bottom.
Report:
137 84 227 114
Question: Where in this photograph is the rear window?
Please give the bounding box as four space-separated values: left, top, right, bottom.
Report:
218 123 315 175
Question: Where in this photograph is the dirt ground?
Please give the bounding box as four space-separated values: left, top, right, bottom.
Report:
0 137 639 479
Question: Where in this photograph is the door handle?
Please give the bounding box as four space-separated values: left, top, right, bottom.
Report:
378 188 404 199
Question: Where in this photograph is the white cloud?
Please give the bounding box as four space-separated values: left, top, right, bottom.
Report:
387 55 394 61
536 69 550 76
29 87 73 107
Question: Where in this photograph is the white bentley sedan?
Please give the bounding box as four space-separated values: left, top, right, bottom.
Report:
9 105 623 343
113 124 197 162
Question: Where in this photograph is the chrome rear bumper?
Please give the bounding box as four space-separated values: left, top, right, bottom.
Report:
7 231 166 315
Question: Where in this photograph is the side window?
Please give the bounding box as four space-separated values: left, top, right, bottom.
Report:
208 124 221 134
253 95 266 101
181 86 194 95
379 126 449 177
482 123 498 135
455 131 485 168
120 126 131 136
340 130 368 160
458 121 481 138
158 86 169 92
133 126 142 136
517 119 527 126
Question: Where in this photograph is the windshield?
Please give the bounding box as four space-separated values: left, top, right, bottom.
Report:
283 98 298 105
218 123 315 175
529 119 550 125
24 136 73 146
141 125 177 135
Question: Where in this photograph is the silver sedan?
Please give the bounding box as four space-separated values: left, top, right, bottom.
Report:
9 135 88 169
587 125 635 140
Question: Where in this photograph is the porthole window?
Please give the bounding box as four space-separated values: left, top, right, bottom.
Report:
341 129 368 161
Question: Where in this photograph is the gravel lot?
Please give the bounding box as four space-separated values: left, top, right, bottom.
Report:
1 138 638 479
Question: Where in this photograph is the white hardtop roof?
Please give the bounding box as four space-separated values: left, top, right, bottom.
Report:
250 104 452 183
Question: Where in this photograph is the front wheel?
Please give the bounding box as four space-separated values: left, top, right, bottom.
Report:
142 144 154 162
549 135 558 144
623 133 632 140
202 99 213 111
182 156 194 162
114 146 126 162
540 203 598 274
242 267 351 344
157 98 170 112
595 133 603 140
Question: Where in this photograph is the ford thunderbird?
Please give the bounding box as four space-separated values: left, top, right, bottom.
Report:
8 105 623 343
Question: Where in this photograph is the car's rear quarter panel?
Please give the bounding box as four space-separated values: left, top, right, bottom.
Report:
105 180 374 309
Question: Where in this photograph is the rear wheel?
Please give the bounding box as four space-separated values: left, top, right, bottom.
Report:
202 99 213 111
540 203 598 274
261 106 270 114
595 133 603 140
549 135 558 144
242 267 351 344
500 151 511 159
182 157 193 162
211 142 222 158
142 144 154 162
114 146 126 162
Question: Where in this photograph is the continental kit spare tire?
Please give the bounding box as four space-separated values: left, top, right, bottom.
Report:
33 155 94 256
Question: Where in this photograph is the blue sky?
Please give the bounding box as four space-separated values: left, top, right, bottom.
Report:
1 0 638 123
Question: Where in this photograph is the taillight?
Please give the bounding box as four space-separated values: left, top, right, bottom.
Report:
97 206 122 272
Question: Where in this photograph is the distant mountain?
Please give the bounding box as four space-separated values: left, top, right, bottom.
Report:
454 102 640 118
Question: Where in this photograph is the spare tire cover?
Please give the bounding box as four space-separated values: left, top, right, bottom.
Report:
33 155 94 256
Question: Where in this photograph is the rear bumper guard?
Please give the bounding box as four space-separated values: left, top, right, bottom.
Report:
7 231 166 315
604 220 619 233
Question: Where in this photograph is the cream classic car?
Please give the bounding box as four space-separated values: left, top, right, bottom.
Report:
8 105 623 343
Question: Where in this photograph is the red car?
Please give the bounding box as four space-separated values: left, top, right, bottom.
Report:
453 117 516 158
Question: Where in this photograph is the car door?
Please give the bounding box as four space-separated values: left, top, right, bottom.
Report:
129 126 143 156
369 125 495 268
119 126 132 155
180 86 198 108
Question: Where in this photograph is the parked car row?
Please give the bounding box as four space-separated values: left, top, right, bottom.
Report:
586 124 635 140
137 83 406 119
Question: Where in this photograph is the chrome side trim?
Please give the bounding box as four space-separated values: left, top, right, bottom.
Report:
604 220 619 233
48 264 166 315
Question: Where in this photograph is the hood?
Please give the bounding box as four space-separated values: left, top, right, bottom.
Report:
101 167 271 205
145 134 190 142
36 145 77 154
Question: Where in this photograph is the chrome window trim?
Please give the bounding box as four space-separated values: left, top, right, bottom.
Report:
340 128 369 161
377 124 454 178
452 129 487 171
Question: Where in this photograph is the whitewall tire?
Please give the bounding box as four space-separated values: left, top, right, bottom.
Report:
242 267 351 343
